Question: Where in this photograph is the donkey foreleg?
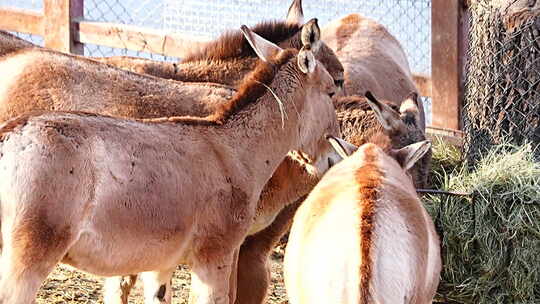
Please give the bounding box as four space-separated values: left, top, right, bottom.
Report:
103 275 138 304
140 268 176 304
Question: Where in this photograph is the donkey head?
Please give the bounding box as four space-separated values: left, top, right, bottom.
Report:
242 26 340 178
364 91 432 187
284 0 345 93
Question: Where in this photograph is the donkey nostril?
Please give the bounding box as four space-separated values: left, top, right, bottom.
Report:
329 92 335 98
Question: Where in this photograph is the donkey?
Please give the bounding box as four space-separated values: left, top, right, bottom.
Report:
0 24 338 304
0 26 339 304
321 13 425 130
94 1 344 90
233 91 430 304
0 31 35 57
0 47 236 122
284 107 441 303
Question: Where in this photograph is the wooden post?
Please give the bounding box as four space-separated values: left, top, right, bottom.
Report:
43 0 84 54
431 0 469 130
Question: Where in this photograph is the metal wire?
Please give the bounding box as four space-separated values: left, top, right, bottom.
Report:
463 0 540 164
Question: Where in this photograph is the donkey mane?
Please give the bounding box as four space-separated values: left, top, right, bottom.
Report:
141 49 298 126
183 21 301 63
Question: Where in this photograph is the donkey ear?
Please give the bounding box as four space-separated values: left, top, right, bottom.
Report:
286 0 304 25
393 140 431 171
327 135 358 159
297 45 316 74
301 18 321 52
241 25 283 62
365 91 405 134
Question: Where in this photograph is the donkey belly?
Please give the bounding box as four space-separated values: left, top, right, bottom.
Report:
62 216 194 276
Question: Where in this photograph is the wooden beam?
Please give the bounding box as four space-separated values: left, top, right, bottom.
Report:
43 0 84 54
431 0 469 130
76 21 209 58
426 126 464 147
0 7 43 35
412 73 432 98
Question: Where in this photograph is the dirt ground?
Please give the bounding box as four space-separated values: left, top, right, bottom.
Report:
36 246 288 304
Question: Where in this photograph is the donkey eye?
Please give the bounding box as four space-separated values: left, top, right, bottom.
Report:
334 79 344 87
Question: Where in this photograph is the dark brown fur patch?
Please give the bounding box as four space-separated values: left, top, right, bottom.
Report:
0 111 48 141
0 30 36 57
183 21 301 63
141 49 297 126
354 144 383 304
336 14 360 52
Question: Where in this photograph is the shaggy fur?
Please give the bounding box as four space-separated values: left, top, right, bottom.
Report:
139 49 297 126
183 21 301 62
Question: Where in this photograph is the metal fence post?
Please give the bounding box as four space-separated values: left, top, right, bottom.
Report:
43 0 84 54
431 0 469 131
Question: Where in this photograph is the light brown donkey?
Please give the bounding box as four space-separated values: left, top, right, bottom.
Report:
0 22 338 304
321 13 425 129
283 97 441 304
233 91 430 304
0 47 236 122
94 0 344 90
0 27 339 304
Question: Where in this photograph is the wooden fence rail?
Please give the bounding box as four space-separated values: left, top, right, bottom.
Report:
0 0 466 139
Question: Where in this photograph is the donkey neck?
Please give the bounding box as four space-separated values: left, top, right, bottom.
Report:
174 58 258 86
211 69 307 191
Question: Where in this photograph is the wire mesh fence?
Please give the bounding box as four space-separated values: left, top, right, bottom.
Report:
463 0 540 164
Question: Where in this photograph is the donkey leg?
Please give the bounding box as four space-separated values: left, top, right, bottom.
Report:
235 240 269 304
0 235 69 304
189 251 236 304
103 275 138 304
235 202 300 304
140 268 176 304
227 249 239 304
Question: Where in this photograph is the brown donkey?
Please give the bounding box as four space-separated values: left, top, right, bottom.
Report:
0 23 338 304
233 92 430 304
0 27 339 304
0 47 236 122
284 112 440 303
94 0 344 89
321 13 425 130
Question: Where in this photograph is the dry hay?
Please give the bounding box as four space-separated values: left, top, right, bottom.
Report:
424 141 540 304
463 0 540 164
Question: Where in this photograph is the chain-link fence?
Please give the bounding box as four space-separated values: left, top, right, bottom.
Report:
463 0 540 164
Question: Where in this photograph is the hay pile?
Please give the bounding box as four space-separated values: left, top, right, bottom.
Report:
463 0 540 164
424 142 540 303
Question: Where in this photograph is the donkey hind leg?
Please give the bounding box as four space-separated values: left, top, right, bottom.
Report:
140 268 176 304
227 248 240 304
189 251 236 304
0 234 71 304
103 275 138 304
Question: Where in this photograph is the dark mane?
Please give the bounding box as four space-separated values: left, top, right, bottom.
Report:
182 20 301 63
141 49 298 126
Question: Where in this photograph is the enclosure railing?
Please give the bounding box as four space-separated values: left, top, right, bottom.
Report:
0 0 466 144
